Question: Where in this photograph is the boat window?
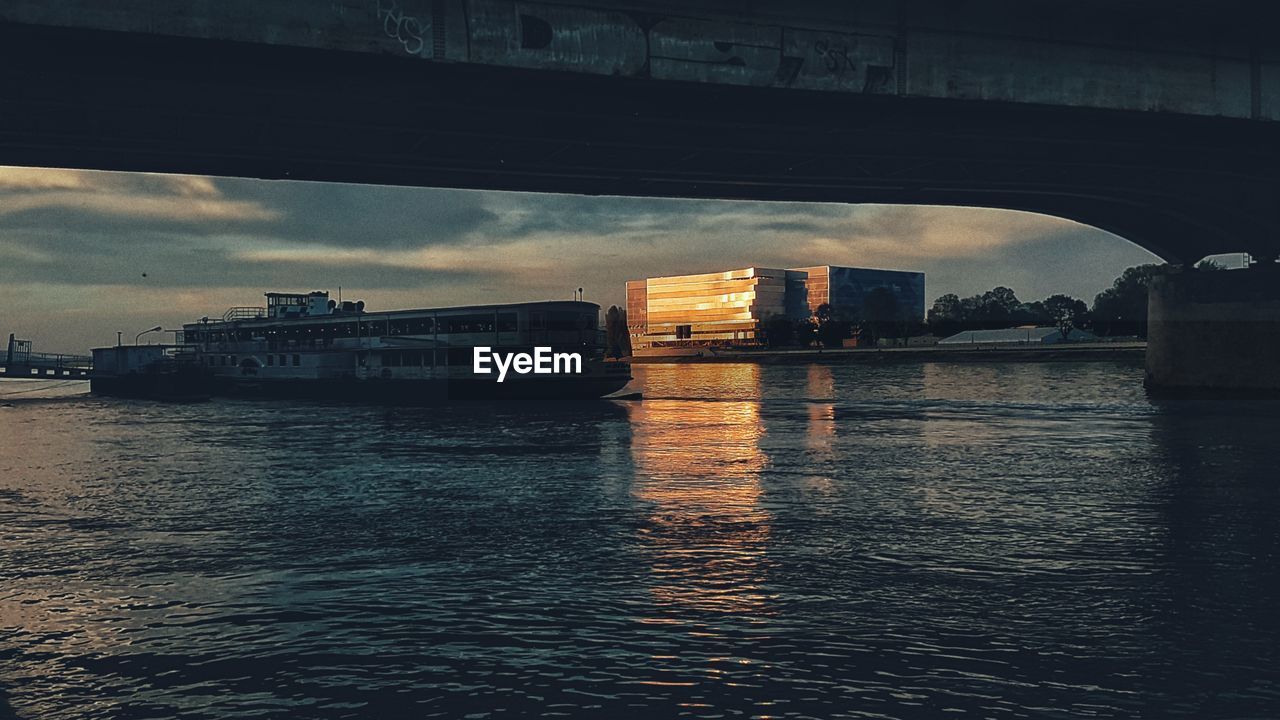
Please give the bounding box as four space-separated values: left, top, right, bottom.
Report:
292 354 301 367
548 311 593 331
267 355 274 366
498 312 518 332
442 314 495 334
405 318 433 334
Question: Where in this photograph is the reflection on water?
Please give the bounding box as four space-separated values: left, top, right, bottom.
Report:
628 369 772 614
804 365 837 459
3 359 1280 719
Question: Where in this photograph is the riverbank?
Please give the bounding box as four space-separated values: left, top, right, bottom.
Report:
631 341 1146 364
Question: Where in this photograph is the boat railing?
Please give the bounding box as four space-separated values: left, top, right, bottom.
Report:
16 350 94 369
223 306 266 322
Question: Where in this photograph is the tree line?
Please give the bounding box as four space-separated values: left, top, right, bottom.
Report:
602 261 1218 355
930 261 1222 339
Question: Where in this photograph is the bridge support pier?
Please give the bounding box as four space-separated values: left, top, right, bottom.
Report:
1146 266 1280 392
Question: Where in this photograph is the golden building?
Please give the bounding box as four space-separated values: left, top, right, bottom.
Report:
625 280 648 338
628 264 926 351
633 267 788 348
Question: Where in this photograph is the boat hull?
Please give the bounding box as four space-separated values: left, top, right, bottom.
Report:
212 375 632 403
90 372 213 402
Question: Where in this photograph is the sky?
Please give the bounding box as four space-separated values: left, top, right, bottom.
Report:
0 165 1164 354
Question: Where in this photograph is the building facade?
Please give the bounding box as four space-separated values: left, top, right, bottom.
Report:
789 266 927 323
639 267 788 346
627 265 925 350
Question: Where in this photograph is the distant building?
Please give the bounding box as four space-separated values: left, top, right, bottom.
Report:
626 265 925 350
789 265 927 322
937 327 1097 345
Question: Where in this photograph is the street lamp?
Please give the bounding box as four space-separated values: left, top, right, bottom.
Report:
135 325 163 345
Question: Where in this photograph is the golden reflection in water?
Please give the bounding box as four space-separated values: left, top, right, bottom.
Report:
628 365 773 615
0 400 238 662
805 364 836 458
805 363 835 399
636 361 765 401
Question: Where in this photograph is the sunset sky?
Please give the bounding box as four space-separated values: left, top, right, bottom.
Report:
0 165 1168 354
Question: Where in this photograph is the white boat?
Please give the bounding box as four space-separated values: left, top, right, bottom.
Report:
179 291 632 401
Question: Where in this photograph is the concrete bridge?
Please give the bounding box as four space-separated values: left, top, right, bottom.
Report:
1 0 1279 389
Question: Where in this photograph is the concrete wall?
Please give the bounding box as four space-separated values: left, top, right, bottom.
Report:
2 0 1275 121
1146 269 1280 391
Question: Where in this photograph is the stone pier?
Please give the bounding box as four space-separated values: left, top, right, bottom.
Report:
1146 267 1280 392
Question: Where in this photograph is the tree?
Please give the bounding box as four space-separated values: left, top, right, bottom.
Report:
1092 263 1167 337
604 305 632 358
817 320 849 348
1017 300 1051 327
793 318 818 348
1042 294 1089 338
812 302 850 348
978 286 1021 322
814 302 833 325
760 314 795 348
927 293 961 323
926 293 968 336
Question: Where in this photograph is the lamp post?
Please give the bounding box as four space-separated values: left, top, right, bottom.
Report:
135 325 163 345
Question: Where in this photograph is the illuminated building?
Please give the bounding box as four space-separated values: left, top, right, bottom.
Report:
627 265 925 350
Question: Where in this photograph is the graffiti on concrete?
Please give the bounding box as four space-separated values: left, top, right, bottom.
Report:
376 0 428 57
370 0 896 93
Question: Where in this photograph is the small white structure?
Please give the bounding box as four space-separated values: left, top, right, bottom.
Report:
91 345 168 374
938 326 1097 345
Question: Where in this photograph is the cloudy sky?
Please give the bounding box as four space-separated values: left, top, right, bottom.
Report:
0 165 1163 353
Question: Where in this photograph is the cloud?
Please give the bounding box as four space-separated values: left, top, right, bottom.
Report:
214 180 500 248
0 168 279 227
752 220 831 234
0 166 1162 352
0 168 100 191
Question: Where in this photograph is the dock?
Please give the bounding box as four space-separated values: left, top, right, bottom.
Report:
2 334 93 379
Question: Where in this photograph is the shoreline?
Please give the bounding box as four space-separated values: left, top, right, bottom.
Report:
630 342 1147 364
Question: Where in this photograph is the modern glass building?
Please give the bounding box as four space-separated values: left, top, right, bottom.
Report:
627 265 925 349
789 266 927 323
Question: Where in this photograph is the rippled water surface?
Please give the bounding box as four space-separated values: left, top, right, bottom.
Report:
2 361 1279 719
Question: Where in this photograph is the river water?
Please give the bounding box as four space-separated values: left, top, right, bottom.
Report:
2 361 1278 719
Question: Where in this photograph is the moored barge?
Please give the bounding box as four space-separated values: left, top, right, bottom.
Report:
89 345 213 402
178 291 631 401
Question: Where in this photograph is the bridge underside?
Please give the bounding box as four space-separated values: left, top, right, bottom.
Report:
2 22 1278 263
